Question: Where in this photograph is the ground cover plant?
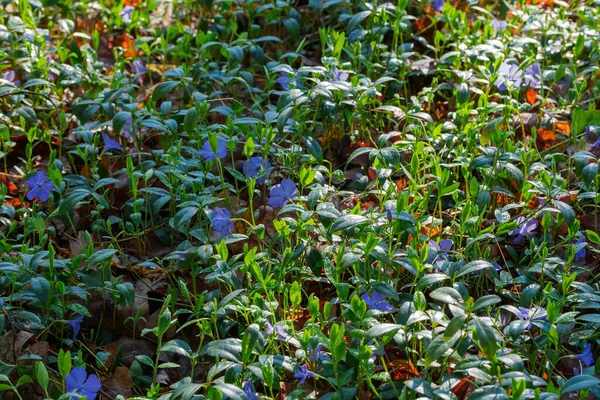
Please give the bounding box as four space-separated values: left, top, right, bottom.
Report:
0 0 600 398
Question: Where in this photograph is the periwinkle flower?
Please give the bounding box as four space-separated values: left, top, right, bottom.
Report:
210 207 233 237
516 305 546 329
294 364 315 385
495 62 523 91
268 178 298 208
491 19 508 34
120 5 135 23
432 0 444 12
199 138 227 161
2 69 20 86
508 216 538 244
65 367 101 400
66 314 84 341
330 67 349 82
102 132 123 152
576 343 595 369
361 290 394 312
25 171 56 202
308 343 325 363
276 72 289 90
132 60 146 75
242 157 271 184
574 232 586 263
243 379 258 400
428 239 453 262
523 63 541 88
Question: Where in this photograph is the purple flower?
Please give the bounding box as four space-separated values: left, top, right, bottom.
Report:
2 69 20 86
508 216 538 244
242 157 271 184
65 367 101 400
210 207 233 237
368 340 385 361
243 379 258 400
432 0 444 12
274 325 291 342
308 343 325 363
25 171 56 202
495 62 523 91
331 67 349 82
102 132 123 152
268 178 298 208
586 126 600 149
516 305 546 329
361 290 394 312
428 239 453 262
293 364 315 385
574 233 586 263
66 314 84 341
264 320 274 336
199 138 227 161
385 201 397 220
132 60 146 75
576 343 595 368
276 72 289 90
123 115 134 139
492 262 502 272
120 5 135 23
523 63 541 88
491 19 507 34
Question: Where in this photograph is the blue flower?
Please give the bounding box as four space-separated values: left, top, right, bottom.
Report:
432 0 444 12
508 216 538 244
516 305 546 329
25 171 56 202
120 5 135 23
308 343 325 363
268 178 298 208
211 207 233 237
428 239 453 262
491 19 507 34
2 69 20 86
523 63 541 88
368 340 385 361
276 72 289 90
132 60 146 75
243 379 258 400
199 138 227 161
492 262 502 272
242 157 271 184
65 367 101 400
574 232 586 263
293 364 315 385
66 314 84 341
495 62 523 91
330 67 349 82
361 290 394 312
576 343 595 368
102 133 123 152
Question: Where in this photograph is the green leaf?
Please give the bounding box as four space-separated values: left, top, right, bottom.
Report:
330 215 368 233
304 136 323 163
183 107 197 135
174 207 198 232
87 249 118 267
430 287 463 305
34 361 48 390
366 323 402 342
552 200 575 226
472 295 501 311
152 81 181 101
561 375 600 394
456 260 493 277
473 318 500 361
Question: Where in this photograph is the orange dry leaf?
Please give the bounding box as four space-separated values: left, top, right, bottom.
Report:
524 88 537 105
396 178 407 192
120 35 137 58
414 16 429 31
387 359 418 381
537 128 556 143
556 121 570 134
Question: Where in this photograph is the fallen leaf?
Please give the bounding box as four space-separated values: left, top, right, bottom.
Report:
525 87 537 105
